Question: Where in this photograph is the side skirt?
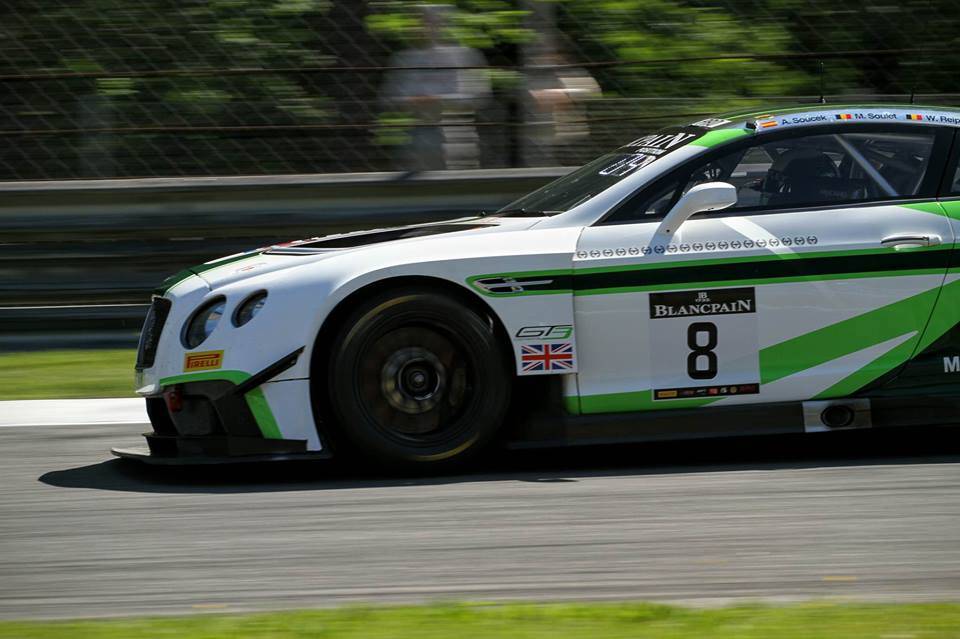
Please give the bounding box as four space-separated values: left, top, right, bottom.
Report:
507 395 960 449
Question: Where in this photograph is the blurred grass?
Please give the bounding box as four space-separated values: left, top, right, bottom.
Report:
2 602 960 638
0 349 136 400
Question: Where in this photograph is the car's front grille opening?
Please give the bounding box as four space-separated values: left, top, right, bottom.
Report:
135 296 172 370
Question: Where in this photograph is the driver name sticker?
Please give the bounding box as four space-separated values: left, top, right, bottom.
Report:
648 287 760 401
750 108 960 133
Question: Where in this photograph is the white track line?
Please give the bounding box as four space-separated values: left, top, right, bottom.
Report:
0 398 148 428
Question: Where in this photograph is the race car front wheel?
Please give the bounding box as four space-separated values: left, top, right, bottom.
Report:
326 288 512 469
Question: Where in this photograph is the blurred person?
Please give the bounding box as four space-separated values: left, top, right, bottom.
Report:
521 51 600 168
380 4 492 171
519 0 600 168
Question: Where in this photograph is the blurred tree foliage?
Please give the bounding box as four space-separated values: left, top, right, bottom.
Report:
557 0 809 98
366 0 960 99
764 0 960 95
1 0 958 178
368 0 532 51
0 0 337 176
0 0 334 121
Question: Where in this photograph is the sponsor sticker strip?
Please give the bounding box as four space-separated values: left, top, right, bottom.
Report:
753 108 960 132
654 383 760 400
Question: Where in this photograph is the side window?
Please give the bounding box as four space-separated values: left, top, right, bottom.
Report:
683 146 769 209
630 178 681 218
606 129 937 224
945 147 960 195
948 166 960 194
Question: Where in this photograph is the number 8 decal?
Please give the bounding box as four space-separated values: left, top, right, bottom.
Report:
687 322 718 379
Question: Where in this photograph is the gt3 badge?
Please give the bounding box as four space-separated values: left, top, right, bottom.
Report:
516 325 573 339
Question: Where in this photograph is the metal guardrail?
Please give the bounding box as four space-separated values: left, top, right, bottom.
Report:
0 168 565 341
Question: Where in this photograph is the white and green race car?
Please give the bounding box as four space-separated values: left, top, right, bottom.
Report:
119 104 960 468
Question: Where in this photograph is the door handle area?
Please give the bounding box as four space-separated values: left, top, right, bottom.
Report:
880 234 942 249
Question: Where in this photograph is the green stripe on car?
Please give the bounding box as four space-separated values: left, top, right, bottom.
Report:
158 370 283 440
689 128 751 148
759 284 941 385
577 281 954 414
469 245 951 297
155 251 265 295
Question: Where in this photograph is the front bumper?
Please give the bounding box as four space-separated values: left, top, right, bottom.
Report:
115 347 328 464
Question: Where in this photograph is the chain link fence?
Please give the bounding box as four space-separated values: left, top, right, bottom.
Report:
2 0 960 181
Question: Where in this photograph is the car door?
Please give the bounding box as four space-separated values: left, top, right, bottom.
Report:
572 124 954 414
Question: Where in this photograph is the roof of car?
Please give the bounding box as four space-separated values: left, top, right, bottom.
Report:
716 103 960 122
677 104 960 140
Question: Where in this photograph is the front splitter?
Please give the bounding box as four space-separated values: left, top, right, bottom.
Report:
111 446 332 465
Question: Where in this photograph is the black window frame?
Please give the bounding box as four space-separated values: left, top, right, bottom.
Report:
937 128 960 198
598 122 955 226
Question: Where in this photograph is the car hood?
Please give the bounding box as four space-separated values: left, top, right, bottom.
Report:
185 216 542 291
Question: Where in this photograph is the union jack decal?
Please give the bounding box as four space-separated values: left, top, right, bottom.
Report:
521 343 575 372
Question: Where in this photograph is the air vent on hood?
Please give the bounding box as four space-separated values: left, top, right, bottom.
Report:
265 223 493 254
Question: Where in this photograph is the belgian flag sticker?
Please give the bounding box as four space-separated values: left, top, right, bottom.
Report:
835 113 853 120
906 114 924 121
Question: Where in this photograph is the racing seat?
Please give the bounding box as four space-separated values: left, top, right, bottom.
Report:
761 148 859 208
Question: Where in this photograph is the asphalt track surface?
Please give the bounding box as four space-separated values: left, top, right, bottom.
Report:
2 422 960 620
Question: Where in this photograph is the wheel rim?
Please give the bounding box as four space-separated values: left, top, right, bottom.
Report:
356 325 472 440
380 347 446 415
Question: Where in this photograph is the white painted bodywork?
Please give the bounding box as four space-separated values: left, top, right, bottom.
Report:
136 106 960 450
138 219 583 449
574 203 952 408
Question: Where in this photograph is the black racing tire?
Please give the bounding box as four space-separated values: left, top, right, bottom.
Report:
325 288 512 470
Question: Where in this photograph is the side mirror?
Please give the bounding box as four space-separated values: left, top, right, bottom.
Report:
657 182 738 235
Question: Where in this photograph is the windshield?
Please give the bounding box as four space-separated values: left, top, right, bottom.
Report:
495 129 700 214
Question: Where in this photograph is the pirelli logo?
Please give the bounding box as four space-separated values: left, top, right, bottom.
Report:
183 350 223 372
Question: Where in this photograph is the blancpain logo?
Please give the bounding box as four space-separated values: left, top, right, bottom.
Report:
652 299 753 318
649 287 756 319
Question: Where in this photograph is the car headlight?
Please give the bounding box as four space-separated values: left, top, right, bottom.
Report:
233 291 267 327
183 298 226 349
